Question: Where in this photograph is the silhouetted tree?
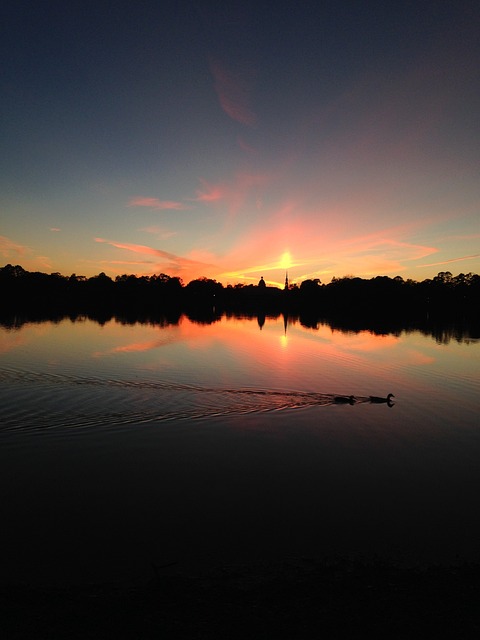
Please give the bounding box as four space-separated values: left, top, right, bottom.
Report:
1 265 479 320
185 277 223 306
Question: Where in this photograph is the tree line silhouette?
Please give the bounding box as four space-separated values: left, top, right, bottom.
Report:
1 264 479 320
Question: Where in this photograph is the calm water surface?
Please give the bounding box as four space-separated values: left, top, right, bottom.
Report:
0 315 479 585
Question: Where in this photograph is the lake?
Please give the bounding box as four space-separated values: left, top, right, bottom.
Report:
1 313 479 586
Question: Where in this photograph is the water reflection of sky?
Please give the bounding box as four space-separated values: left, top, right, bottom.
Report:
0 315 479 584
1 316 478 394
1 315 478 440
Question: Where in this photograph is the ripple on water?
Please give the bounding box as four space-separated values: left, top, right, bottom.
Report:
0 366 389 436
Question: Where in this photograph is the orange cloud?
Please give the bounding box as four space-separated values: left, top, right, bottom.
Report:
210 58 256 126
93 259 156 266
0 235 53 271
0 235 29 259
128 197 190 211
213 207 442 285
317 238 437 280
94 237 217 278
37 256 53 269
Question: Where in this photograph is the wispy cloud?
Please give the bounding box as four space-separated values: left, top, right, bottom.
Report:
313 235 438 280
128 197 190 211
210 58 256 126
141 225 177 239
92 260 157 266
96 237 183 261
0 236 52 271
217 217 442 286
193 180 225 203
336 234 438 262
37 256 53 269
94 237 217 277
419 254 480 268
192 172 271 222
237 135 257 154
0 235 29 259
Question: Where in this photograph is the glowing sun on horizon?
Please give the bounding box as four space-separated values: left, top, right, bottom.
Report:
280 251 292 270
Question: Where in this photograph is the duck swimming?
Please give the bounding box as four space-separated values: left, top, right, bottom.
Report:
369 393 395 406
334 395 355 404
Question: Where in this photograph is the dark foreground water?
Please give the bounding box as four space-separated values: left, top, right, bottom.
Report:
0 314 479 587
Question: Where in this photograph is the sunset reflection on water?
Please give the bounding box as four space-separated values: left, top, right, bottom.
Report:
0 314 479 585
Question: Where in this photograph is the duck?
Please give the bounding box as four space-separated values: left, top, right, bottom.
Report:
369 393 395 406
334 395 355 404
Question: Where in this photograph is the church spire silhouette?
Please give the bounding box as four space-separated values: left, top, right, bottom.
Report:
284 271 289 290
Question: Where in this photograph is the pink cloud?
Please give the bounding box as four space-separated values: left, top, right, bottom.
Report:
141 225 177 239
419 254 480 268
193 172 271 219
96 237 182 260
128 197 190 211
237 135 257 154
194 180 225 202
210 58 256 126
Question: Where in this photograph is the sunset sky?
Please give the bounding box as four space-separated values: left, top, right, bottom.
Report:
1 1 479 287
